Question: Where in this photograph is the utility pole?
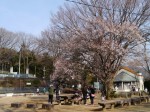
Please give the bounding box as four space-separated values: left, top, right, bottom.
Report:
18 48 22 91
19 49 21 74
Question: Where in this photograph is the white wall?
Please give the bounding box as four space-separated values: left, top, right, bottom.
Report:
138 73 144 91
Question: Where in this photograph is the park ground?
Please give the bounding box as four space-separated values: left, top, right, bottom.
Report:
0 93 149 112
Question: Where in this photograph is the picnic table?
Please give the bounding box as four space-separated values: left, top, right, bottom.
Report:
57 94 75 105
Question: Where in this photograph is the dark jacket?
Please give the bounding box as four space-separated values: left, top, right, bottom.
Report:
89 87 95 97
82 87 88 98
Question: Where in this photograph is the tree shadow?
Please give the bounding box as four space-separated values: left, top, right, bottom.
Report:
90 108 103 111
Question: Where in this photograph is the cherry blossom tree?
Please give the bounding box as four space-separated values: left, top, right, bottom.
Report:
43 0 150 99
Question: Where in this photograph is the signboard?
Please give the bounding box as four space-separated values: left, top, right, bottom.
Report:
94 82 103 90
94 82 99 89
26 82 31 85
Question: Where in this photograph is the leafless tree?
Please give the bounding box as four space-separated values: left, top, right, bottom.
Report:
0 28 19 70
0 28 18 49
126 42 150 80
15 32 38 73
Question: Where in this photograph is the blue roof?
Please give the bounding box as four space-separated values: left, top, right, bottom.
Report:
0 73 35 78
0 74 15 78
114 71 139 82
15 74 35 78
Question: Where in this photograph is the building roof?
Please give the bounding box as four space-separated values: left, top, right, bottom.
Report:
119 67 141 76
114 71 139 82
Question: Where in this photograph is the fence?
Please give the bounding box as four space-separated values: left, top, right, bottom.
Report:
0 87 47 94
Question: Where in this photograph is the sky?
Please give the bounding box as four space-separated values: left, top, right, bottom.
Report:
0 0 67 36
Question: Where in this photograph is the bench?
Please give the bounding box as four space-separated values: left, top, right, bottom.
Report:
122 99 131 106
140 96 149 103
26 103 37 108
99 99 132 111
99 96 149 111
115 100 124 107
98 101 116 111
42 103 54 110
11 102 22 108
131 97 141 105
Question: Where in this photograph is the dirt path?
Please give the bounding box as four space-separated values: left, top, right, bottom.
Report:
0 95 149 112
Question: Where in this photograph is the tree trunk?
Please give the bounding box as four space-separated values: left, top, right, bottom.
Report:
104 80 114 100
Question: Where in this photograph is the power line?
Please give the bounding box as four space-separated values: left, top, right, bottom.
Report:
65 0 150 17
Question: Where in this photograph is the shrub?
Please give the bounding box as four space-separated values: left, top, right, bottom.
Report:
120 92 132 98
141 91 148 96
110 91 120 98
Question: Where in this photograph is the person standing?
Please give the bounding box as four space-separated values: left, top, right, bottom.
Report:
101 90 105 101
82 86 88 105
89 85 95 105
36 88 40 95
55 86 60 101
48 85 54 104
145 88 148 93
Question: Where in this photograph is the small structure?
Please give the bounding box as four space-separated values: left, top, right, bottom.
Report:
114 67 144 92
